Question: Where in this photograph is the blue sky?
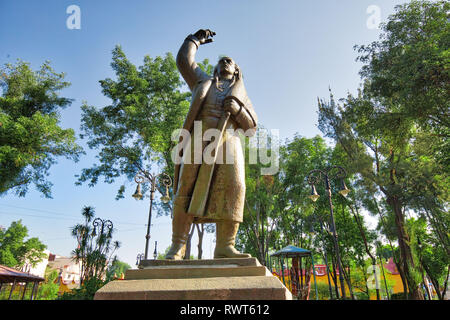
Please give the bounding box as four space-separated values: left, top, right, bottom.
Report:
0 0 408 267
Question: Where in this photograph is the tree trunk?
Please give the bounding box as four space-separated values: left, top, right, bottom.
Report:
422 274 432 300
378 253 390 300
340 259 355 300
393 257 409 295
349 204 380 300
375 201 409 294
388 196 423 300
253 203 266 266
184 224 195 260
196 224 204 260
330 256 340 299
441 266 449 300
299 257 303 295
260 206 266 266
359 257 371 299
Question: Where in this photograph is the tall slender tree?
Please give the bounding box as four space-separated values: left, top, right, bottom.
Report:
71 206 120 285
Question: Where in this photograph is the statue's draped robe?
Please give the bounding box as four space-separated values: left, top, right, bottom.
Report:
173 36 257 223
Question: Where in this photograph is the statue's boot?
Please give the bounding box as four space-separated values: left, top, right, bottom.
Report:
214 221 251 259
165 196 194 260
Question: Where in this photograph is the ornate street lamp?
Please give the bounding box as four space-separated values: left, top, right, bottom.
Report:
92 218 113 238
132 170 172 260
153 241 158 260
309 184 320 202
136 253 144 266
338 179 350 197
307 166 349 299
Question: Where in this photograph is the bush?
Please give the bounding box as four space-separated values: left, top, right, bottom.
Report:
58 278 106 300
390 292 410 300
353 292 370 300
311 282 335 300
36 269 60 300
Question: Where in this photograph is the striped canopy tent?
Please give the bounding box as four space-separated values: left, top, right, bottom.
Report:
0 265 44 300
271 245 319 300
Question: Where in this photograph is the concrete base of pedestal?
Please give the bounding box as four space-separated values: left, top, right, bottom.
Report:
94 258 292 300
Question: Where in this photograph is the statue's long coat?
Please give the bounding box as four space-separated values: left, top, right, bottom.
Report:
173 36 257 223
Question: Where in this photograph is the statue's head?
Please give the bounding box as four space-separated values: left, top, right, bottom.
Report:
214 56 241 81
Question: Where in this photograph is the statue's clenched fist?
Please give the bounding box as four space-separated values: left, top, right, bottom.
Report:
193 29 216 45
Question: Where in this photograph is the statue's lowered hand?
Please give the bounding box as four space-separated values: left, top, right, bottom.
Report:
223 98 241 116
193 29 216 45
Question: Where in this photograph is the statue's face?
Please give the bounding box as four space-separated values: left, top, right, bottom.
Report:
217 57 236 78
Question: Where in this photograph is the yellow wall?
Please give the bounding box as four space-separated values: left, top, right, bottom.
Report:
274 269 405 299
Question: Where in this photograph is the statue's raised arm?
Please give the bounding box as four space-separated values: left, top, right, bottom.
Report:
176 29 216 91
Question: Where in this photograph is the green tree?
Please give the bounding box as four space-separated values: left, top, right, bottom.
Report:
318 88 427 299
355 0 449 134
0 220 47 269
106 259 131 281
409 217 449 300
77 46 191 202
0 60 83 197
278 134 331 249
36 267 60 300
236 128 285 265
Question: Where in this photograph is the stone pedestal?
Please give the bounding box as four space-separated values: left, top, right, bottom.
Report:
94 258 292 300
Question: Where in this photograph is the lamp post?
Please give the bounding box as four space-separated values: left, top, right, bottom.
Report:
307 166 349 299
132 170 172 260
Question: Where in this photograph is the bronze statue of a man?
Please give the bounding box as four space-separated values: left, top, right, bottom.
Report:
165 29 258 259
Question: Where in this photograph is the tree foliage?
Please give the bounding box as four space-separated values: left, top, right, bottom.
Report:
236 129 285 264
106 259 131 281
0 220 47 268
77 46 191 203
355 0 449 134
36 267 60 300
0 60 83 197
